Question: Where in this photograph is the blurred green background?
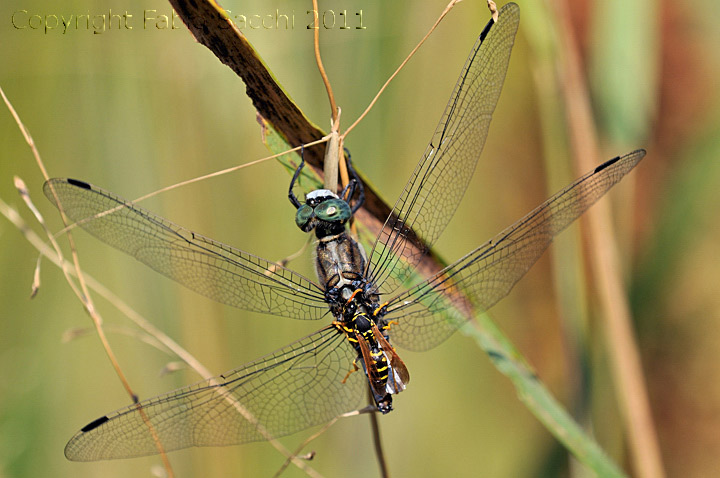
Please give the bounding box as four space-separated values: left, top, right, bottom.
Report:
2 0 719 477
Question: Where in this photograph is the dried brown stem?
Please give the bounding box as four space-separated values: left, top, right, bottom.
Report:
1 85 175 476
342 0 463 139
311 0 338 124
367 388 390 478
134 136 331 203
3 85 325 477
550 2 665 477
0 196 324 478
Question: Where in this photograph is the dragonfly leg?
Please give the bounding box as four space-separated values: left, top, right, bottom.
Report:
372 301 390 318
383 320 399 330
288 145 306 209
343 148 365 213
342 358 360 384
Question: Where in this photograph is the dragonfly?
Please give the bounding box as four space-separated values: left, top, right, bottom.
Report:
45 3 645 462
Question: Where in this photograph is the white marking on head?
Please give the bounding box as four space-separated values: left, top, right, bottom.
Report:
306 189 338 200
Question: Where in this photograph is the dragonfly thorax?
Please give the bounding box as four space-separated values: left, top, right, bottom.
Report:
295 189 352 238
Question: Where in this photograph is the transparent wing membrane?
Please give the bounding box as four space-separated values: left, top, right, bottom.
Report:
367 4 520 295
386 150 646 351
65 327 361 461
44 179 328 320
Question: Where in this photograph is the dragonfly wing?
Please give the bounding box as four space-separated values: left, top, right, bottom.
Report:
44 178 328 320
385 150 646 351
367 3 520 295
64 326 362 461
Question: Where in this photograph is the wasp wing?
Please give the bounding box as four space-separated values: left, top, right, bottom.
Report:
373 325 410 392
356 332 390 398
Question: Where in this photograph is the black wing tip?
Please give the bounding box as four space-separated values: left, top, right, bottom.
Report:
66 178 92 190
480 2 520 41
80 415 109 432
487 350 502 358
594 148 647 174
594 156 621 174
479 14 495 41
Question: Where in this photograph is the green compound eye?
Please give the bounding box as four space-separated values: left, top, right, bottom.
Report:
315 198 351 223
295 204 314 231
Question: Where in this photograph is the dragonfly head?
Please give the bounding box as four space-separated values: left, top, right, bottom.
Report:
295 189 352 237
